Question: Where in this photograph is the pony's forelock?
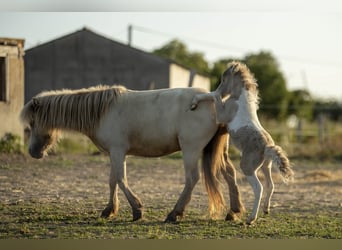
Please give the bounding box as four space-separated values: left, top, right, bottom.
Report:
20 99 35 127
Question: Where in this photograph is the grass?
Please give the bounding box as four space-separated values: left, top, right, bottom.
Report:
0 201 341 239
1 144 341 239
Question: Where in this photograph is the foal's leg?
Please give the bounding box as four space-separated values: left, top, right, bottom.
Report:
103 150 143 221
190 92 216 110
221 144 245 221
240 153 263 224
260 160 274 214
165 151 200 222
245 172 263 224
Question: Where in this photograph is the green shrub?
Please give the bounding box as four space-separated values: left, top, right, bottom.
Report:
0 133 22 153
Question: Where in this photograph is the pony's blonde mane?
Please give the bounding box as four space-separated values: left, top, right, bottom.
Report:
20 85 127 134
227 61 260 107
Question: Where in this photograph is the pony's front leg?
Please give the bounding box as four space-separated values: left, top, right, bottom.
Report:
165 152 200 223
101 167 120 218
111 150 143 221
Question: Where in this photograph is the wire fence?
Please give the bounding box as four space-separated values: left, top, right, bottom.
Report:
257 116 342 160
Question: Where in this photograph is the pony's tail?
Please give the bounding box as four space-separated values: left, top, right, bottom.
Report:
264 145 294 183
201 126 227 218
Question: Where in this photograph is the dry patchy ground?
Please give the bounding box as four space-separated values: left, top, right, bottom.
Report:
0 153 341 238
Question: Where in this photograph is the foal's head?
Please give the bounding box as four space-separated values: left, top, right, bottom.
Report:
20 98 60 159
217 61 258 98
217 61 243 97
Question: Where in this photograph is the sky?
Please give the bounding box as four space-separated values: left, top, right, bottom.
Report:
1 0 341 100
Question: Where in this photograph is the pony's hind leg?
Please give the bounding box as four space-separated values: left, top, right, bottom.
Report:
165 151 200 223
240 152 264 224
245 172 263 225
221 147 245 221
261 160 274 214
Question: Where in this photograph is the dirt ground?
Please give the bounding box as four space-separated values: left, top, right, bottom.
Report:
0 153 341 221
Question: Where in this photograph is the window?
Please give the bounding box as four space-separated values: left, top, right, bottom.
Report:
0 57 6 102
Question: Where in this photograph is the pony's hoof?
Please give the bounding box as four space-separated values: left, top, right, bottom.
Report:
190 104 197 110
101 207 115 218
246 218 256 225
225 211 240 221
164 216 178 224
132 209 143 221
164 211 183 223
164 214 177 223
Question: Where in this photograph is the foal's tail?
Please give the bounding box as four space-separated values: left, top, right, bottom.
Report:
264 145 294 183
202 126 227 217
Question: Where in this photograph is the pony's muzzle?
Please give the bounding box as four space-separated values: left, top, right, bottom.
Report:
29 147 44 159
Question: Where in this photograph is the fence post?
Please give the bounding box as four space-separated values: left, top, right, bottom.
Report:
296 118 302 143
318 113 325 145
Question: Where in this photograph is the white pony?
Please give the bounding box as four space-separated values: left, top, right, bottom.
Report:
191 61 294 224
20 85 245 222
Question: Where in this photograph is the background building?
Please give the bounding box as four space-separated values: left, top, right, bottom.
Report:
25 27 210 102
0 37 25 142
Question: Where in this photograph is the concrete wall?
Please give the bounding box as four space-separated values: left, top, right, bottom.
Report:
169 63 210 91
0 39 25 142
192 74 211 91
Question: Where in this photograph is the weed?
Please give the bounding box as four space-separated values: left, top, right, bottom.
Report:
0 133 21 153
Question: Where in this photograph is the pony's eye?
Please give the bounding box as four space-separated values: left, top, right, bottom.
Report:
44 134 51 140
29 121 34 129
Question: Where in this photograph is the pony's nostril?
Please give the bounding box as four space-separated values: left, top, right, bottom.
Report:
29 147 43 159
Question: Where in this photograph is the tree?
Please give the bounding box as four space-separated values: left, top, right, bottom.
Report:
287 89 314 120
243 51 288 120
153 39 210 75
313 99 342 121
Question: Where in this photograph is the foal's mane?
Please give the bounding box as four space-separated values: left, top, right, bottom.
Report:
227 61 260 106
20 85 127 133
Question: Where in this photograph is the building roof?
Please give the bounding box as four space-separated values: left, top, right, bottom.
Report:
25 27 208 77
0 38 25 47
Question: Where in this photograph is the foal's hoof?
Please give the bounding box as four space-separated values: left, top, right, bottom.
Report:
132 209 143 221
246 218 257 225
190 104 197 110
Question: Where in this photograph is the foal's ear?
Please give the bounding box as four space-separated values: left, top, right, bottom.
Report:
231 63 239 73
31 98 40 111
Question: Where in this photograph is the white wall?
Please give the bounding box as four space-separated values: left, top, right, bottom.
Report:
169 63 210 91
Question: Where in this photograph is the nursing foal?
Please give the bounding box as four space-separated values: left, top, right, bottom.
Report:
191 61 294 224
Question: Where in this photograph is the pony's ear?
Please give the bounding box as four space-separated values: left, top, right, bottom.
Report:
231 63 239 73
227 61 238 71
31 98 40 112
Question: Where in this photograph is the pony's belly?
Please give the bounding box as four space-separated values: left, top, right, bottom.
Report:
127 143 181 157
127 135 180 157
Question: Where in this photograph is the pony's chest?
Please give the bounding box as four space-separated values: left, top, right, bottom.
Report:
228 111 249 132
227 106 259 133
